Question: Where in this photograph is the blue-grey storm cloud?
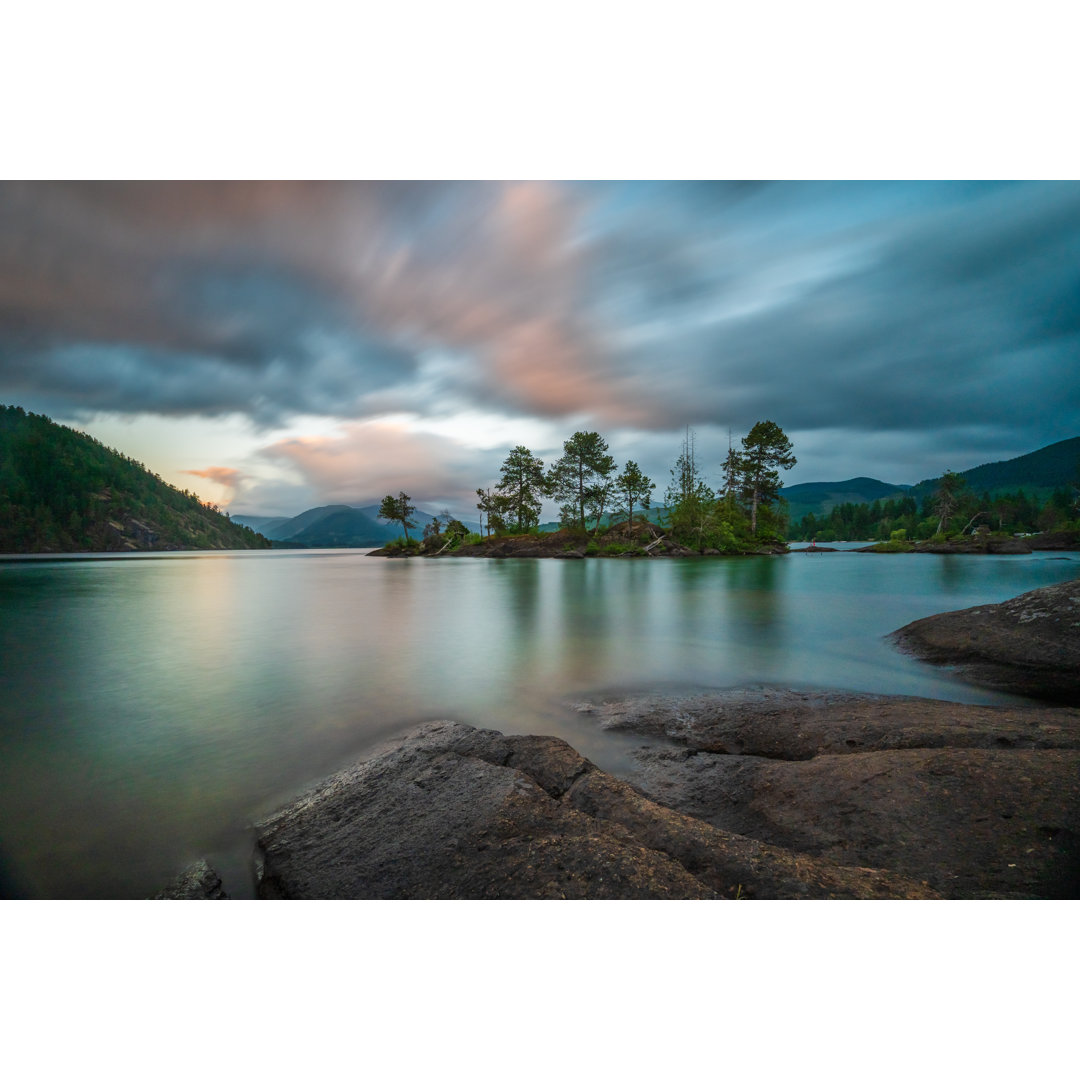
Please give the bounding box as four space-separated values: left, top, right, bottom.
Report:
0 180 1077 484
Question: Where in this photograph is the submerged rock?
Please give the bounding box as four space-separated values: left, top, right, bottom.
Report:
153 858 228 899
890 578 1080 703
253 720 936 899
570 687 1080 898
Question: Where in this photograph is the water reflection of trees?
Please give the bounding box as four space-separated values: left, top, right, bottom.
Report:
722 556 787 658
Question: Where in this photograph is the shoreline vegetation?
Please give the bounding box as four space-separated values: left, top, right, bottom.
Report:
369 422 799 559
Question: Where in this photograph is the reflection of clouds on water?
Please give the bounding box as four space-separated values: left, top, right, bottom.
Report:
2 550 1077 897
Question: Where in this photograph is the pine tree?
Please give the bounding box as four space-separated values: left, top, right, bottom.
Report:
495 446 547 532
615 460 655 534
738 420 796 535
547 431 616 533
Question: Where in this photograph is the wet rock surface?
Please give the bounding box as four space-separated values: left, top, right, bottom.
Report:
154 858 228 899
253 720 936 899
570 687 1080 898
890 578 1080 703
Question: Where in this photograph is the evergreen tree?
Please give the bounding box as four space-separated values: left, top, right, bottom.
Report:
666 427 712 508
931 471 964 534
475 487 496 537
737 420 796 535
495 445 547 532
547 431 615 533
614 460 655 533
378 491 418 542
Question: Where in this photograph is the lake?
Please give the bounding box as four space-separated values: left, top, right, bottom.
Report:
2 547 1077 899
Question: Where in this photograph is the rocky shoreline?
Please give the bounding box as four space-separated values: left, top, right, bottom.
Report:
856 530 1080 555
891 578 1080 704
157 579 1080 900
368 522 788 559
159 686 1080 900
365 527 1078 559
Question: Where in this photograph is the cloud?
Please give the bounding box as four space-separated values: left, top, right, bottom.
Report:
259 419 501 511
183 465 241 488
1 180 1077 499
182 465 242 507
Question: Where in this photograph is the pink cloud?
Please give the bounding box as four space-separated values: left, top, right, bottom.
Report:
184 465 241 488
261 422 489 510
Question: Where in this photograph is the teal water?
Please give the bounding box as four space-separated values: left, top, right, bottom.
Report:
1 548 1077 898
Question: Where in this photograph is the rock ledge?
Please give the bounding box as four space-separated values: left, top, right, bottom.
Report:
253 720 935 899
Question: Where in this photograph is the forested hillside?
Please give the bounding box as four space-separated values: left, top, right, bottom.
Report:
0 405 271 553
783 477 910 522
788 436 1080 541
907 436 1080 503
789 478 1078 543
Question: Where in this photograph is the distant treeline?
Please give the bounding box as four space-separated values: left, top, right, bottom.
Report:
789 480 1079 542
0 405 271 553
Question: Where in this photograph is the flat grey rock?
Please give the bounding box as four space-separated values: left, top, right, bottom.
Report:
254 720 936 899
570 687 1080 898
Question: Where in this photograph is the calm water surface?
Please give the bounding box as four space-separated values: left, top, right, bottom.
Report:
2 547 1077 898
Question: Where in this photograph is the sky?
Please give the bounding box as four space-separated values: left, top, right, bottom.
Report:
1 179 1078 519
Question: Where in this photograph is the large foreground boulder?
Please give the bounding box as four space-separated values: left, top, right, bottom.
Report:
571 687 1080 898
254 720 936 899
890 578 1080 703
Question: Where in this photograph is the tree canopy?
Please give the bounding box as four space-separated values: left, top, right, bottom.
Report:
495 445 547 532
547 430 616 533
615 460 655 532
739 420 797 535
378 491 418 542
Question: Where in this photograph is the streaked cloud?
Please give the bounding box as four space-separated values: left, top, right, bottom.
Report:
1 180 1077 512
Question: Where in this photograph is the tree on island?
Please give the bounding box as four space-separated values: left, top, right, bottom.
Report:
548 431 616 533
615 460 656 532
931 470 965 535
721 430 743 506
475 488 494 537
665 426 715 544
495 445 547 532
737 420 796 535
378 491 418 542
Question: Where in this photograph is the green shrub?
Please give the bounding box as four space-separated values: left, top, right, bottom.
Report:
869 538 913 552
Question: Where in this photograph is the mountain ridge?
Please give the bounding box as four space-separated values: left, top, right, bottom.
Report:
783 436 1078 522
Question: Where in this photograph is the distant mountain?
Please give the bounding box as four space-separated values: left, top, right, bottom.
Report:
783 477 911 522
288 507 399 548
233 503 480 547
0 404 271 553
231 514 291 537
539 504 668 532
355 504 481 535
